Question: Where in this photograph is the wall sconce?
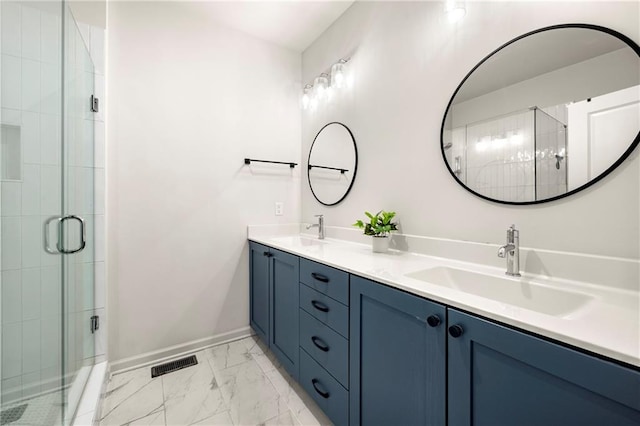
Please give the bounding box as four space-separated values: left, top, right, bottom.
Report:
301 84 312 110
331 59 348 89
314 73 330 101
445 0 466 23
301 57 351 111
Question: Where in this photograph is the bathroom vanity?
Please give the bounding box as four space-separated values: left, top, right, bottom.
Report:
248 234 640 426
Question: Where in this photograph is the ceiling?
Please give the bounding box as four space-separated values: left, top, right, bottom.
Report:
197 1 355 52
71 1 354 52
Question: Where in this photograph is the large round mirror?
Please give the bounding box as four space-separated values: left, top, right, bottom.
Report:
308 122 358 206
441 24 640 205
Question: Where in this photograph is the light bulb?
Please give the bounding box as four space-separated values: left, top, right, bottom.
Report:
314 74 329 101
445 0 466 23
301 84 312 110
331 60 347 89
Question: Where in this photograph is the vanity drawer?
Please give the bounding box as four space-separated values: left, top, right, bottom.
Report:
300 309 349 388
300 284 349 338
300 258 349 305
299 349 349 426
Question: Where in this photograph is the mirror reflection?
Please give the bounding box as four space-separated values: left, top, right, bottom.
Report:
442 25 640 204
308 122 358 206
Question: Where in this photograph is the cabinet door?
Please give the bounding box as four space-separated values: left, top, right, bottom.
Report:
350 276 446 426
270 248 300 379
249 242 270 345
448 309 640 426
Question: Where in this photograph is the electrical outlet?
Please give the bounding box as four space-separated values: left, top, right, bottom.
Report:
275 202 284 216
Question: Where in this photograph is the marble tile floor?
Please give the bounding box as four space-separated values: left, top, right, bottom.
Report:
98 336 332 426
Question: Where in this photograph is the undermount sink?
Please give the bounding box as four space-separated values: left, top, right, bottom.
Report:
270 235 326 247
405 266 592 316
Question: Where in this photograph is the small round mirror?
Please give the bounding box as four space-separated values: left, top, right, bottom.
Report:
308 122 358 206
441 24 640 204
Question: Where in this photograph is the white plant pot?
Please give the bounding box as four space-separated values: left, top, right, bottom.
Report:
371 236 390 253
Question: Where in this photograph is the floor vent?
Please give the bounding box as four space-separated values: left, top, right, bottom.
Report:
0 404 27 425
151 355 198 378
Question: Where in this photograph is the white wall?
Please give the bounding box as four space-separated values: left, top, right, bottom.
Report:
301 1 639 260
107 2 301 362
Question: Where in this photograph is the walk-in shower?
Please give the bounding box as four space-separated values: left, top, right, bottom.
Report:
1 1 99 424
446 106 568 203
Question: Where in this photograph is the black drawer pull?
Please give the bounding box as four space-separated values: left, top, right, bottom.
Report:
262 251 273 257
311 336 330 352
311 378 330 399
311 272 330 283
311 300 330 312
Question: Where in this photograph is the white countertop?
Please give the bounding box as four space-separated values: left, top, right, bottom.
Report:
249 233 640 368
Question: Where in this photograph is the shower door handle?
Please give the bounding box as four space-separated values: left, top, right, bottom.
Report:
56 215 86 254
44 216 62 254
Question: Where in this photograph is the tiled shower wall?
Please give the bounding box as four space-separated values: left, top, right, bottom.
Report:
464 109 535 202
0 1 105 403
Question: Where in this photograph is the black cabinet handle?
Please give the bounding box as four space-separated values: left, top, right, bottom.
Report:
448 324 464 338
311 378 330 399
427 315 441 327
263 251 273 257
311 272 329 283
311 336 330 352
311 300 330 312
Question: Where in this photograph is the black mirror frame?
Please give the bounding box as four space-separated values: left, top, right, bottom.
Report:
440 23 640 205
308 122 359 206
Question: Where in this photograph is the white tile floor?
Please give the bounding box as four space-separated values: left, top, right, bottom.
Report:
98 336 332 426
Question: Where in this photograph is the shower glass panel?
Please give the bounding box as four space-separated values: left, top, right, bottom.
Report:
61 3 96 423
0 1 96 424
534 108 568 200
62 4 96 422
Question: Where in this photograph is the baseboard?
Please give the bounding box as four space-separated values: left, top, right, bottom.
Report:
109 326 253 375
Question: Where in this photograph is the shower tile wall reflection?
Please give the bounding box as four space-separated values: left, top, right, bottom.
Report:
464 109 535 202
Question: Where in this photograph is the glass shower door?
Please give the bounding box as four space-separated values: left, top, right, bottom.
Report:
1 1 66 424
0 1 96 424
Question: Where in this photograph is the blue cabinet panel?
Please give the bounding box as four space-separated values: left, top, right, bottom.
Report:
448 309 640 426
300 309 349 389
249 242 270 345
350 275 446 426
300 283 349 338
300 349 349 426
300 258 349 305
269 248 300 379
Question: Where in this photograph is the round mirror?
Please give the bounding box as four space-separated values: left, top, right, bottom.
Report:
441 24 640 204
308 122 358 206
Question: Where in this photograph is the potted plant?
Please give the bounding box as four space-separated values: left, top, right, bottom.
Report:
353 210 398 253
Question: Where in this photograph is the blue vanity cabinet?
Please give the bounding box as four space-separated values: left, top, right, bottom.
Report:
298 259 351 426
270 248 300 379
249 242 271 344
448 309 640 426
349 275 447 426
249 242 300 379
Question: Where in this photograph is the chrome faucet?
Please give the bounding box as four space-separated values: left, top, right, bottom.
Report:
306 215 325 240
498 224 521 277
